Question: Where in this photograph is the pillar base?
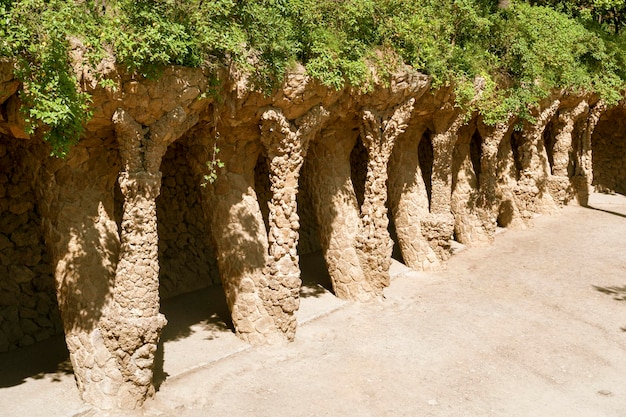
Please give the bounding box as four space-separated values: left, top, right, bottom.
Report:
421 214 455 262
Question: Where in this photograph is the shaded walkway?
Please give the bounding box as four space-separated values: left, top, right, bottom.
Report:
1 193 625 417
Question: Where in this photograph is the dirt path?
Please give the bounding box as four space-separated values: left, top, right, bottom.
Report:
142 193 626 417
1 193 625 417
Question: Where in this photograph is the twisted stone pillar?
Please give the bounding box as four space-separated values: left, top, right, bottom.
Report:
548 100 589 205
259 106 329 340
306 128 374 300
388 126 440 271
38 141 121 409
101 106 197 409
451 127 491 246
478 119 526 230
422 111 465 261
356 99 415 293
515 99 560 220
575 101 605 206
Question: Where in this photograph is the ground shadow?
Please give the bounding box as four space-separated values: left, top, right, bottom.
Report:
593 285 626 301
586 205 626 219
153 284 234 388
0 334 72 388
593 285 626 332
299 251 334 298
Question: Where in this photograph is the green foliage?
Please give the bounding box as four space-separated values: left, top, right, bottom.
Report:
2 0 626 151
0 0 97 156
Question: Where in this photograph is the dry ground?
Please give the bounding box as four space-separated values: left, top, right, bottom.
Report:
1 193 625 417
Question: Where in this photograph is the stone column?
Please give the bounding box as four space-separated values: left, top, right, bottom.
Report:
187 124 284 346
422 111 465 261
38 140 121 410
306 127 374 300
515 99 560 220
388 125 440 271
451 126 491 246
575 101 605 206
356 98 415 294
548 100 589 205
100 106 197 409
259 106 329 340
475 120 514 234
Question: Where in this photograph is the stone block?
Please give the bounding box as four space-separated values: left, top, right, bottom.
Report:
35 316 53 328
19 306 38 319
0 291 19 307
0 234 13 251
0 305 18 321
18 334 35 347
9 199 33 215
9 265 35 284
19 318 39 334
34 328 52 342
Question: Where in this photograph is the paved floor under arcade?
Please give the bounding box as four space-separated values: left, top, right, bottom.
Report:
0 193 625 417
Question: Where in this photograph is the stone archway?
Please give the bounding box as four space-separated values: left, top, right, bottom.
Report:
592 105 626 195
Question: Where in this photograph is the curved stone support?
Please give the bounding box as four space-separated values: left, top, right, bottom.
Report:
388 126 440 270
548 100 589 205
38 140 121 409
187 126 284 346
515 99 561 220
101 106 197 409
260 106 330 340
451 128 491 246
576 101 605 205
476 120 516 233
356 99 415 293
422 112 465 261
100 171 167 409
307 127 374 300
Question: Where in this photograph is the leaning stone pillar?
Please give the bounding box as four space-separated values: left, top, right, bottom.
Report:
38 141 121 410
422 111 465 261
187 124 284 346
356 98 415 293
388 125 440 270
575 101 605 206
548 100 589 205
259 106 329 340
475 120 514 234
451 126 491 246
515 99 560 220
306 127 374 300
100 106 197 409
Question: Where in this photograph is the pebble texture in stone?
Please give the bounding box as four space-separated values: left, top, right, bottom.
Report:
0 60 622 412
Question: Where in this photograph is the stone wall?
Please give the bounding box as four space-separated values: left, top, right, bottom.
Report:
593 106 626 194
0 137 62 352
157 138 220 297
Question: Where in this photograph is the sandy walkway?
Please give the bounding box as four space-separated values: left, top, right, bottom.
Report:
1 193 625 417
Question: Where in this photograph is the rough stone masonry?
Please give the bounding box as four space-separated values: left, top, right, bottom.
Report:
0 59 625 410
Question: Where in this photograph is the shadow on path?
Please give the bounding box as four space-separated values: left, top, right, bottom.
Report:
587 205 626 219
0 335 71 388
